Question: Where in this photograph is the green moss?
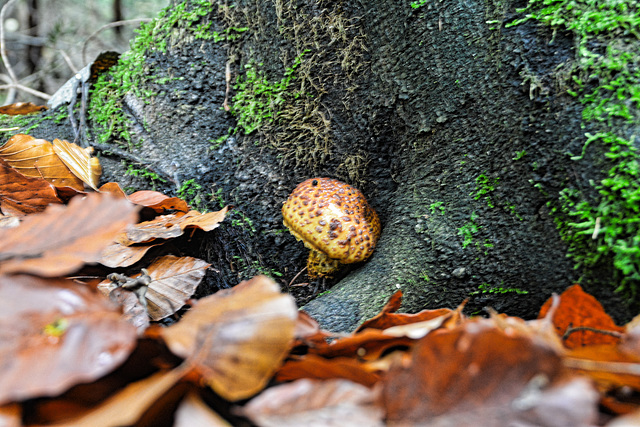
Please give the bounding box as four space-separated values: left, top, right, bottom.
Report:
510 0 640 296
87 0 228 147
470 282 529 296
458 211 480 249
474 173 499 208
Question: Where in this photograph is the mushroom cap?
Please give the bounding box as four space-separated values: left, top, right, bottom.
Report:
282 177 381 265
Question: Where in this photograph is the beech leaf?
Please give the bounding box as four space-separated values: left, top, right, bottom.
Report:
52 138 102 190
162 275 297 401
0 274 137 404
0 157 62 215
128 190 190 213
0 192 139 276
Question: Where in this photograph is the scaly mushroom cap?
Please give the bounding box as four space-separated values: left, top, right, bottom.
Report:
282 178 381 277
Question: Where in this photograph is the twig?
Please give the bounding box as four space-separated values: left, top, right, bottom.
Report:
58 50 78 74
562 326 623 341
82 18 152 63
288 266 308 287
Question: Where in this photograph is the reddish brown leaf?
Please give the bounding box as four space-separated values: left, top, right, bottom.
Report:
381 319 576 425
0 134 84 190
276 354 381 387
294 311 332 347
128 190 189 213
0 193 138 276
162 276 297 401
0 157 62 215
0 274 137 404
122 208 228 245
564 344 640 392
539 284 624 349
311 328 414 361
98 182 127 198
242 379 384 427
0 102 47 115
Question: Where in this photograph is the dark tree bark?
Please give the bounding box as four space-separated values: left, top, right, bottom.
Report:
14 0 636 332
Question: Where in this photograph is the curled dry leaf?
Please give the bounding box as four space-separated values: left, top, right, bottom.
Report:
242 379 384 427
311 328 413 361
0 134 84 190
539 284 624 349
128 190 190 213
0 192 139 276
97 241 161 269
162 275 298 401
0 274 137 404
0 157 62 215
0 101 47 115
381 319 574 426
52 138 102 190
122 207 228 245
276 354 381 388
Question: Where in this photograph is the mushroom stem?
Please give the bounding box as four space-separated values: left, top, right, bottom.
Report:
307 249 341 279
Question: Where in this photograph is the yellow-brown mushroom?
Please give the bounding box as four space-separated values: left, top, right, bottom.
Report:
281 177 381 278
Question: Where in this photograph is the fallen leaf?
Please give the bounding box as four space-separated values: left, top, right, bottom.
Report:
162 276 297 401
276 354 381 387
0 102 47 115
294 311 332 347
0 274 137 404
381 319 571 425
0 403 21 427
0 134 84 190
539 284 624 349
144 255 211 321
108 287 150 334
46 368 188 427
98 181 127 198
122 208 228 245
0 157 62 215
98 241 161 268
174 392 232 427
311 328 414 361
0 192 139 276
564 344 640 391
242 379 384 427
0 213 20 229
52 138 101 190
128 190 190 213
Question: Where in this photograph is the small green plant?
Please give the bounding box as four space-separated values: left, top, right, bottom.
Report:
473 173 499 208
470 283 529 296
231 50 308 135
231 209 256 234
458 211 480 249
209 133 230 150
429 201 445 215
178 179 204 209
125 162 166 189
410 0 428 9
212 188 225 208
513 150 527 160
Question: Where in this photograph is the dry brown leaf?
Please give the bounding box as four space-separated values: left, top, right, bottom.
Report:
122 207 228 245
0 134 84 190
0 192 139 276
144 255 210 321
294 311 332 347
108 287 150 334
276 354 381 387
0 157 62 215
311 328 414 361
242 379 384 427
0 102 47 115
46 368 188 427
0 274 137 405
174 392 232 427
0 403 21 427
98 181 127 198
52 138 101 190
128 190 190 213
98 241 161 268
0 214 19 229
539 284 624 349
162 275 297 401
381 319 581 426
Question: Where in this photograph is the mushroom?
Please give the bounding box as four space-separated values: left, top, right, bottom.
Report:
282 177 381 278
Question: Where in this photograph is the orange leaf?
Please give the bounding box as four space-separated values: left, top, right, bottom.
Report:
52 138 102 190
128 190 189 213
539 284 624 349
0 102 47 115
0 157 62 215
162 276 297 401
0 274 137 404
0 193 139 276
98 182 127 198
0 134 84 190
311 328 414 361
276 354 381 387
174 392 231 427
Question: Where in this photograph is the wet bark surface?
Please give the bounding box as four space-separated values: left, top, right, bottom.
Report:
16 0 633 332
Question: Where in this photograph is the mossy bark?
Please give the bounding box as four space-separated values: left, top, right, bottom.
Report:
3 0 636 331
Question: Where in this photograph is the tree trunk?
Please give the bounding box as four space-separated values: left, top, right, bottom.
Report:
10 0 637 331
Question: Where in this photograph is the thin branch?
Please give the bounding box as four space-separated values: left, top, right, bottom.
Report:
0 0 19 83
58 49 78 74
562 326 623 341
82 18 152 63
